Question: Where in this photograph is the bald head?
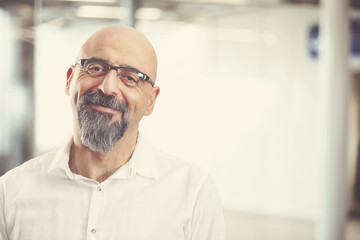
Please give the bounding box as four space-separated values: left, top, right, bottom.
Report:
78 26 158 81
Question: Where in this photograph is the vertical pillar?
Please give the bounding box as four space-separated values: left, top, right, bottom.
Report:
120 0 139 27
0 0 35 175
317 0 350 239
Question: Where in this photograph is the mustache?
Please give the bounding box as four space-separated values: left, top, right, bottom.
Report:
81 90 128 112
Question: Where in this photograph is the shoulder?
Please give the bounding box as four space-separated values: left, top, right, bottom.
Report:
134 136 210 183
0 150 57 188
150 146 211 187
155 148 206 175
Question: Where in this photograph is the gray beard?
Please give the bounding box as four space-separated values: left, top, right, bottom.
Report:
77 91 129 153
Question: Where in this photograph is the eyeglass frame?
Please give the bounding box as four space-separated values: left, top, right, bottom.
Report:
75 58 155 87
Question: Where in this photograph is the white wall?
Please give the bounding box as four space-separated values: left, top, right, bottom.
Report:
140 5 320 220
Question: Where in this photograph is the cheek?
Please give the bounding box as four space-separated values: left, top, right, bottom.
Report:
72 92 79 107
69 84 81 111
70 76 97 105
132 96 151 118
122 94 147 119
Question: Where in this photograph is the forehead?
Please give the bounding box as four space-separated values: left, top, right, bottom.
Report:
82 42 145 70
78 28 156 79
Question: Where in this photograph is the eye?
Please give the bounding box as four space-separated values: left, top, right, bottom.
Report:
119 70 140 86
127 76 136 81
84 61 108 76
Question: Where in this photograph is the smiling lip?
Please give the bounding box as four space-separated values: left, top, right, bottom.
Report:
88 104 119 114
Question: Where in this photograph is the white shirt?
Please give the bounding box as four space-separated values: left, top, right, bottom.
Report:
0 135 226 240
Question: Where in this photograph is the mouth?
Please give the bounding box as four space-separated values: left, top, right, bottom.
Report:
87 103 120 114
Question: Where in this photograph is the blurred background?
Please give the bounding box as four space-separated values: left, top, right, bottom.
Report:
0 0 360 239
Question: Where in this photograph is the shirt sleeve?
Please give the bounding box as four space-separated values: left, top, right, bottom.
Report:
0 176 9 240
190 176 226 240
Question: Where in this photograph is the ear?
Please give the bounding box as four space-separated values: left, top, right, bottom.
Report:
144 86 160 116
65 66 74 95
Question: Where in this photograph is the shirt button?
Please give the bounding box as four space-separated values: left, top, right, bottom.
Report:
91 228 97 234
97 186 102 192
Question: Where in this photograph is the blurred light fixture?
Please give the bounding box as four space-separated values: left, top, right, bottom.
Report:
135 8 162 20
171 0 262 4
46 17 66 27
77 6 128 19
59 0 117 3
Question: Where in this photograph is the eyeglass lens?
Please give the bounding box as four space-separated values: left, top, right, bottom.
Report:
82 60 145 87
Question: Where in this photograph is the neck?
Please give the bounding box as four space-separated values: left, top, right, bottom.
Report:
70 129 138 182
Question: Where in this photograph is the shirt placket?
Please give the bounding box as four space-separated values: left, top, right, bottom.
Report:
87 183 105 240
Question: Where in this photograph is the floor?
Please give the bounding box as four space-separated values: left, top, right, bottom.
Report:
224 210 360 240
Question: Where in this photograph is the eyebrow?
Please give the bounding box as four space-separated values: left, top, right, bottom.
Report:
87 57 144 74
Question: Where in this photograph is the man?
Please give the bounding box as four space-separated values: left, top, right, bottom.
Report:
0 26 226 239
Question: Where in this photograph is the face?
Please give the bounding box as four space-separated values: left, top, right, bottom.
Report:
65 26 160 152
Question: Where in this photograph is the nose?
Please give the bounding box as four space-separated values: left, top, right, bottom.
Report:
98 69 119 96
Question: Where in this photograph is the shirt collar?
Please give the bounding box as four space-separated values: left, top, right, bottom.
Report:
111 133 160 180
48 138 74 179
47 133 161 181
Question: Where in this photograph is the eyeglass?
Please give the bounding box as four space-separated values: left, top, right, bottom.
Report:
76 59 154 87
